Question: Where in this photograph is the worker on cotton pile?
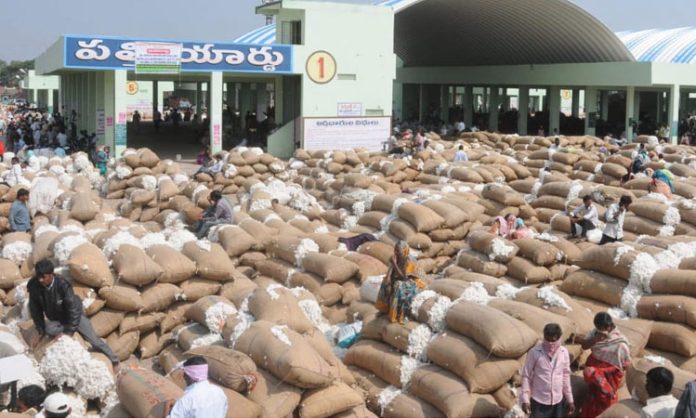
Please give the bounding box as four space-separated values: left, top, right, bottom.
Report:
9 188 31 232
27 258 119 366
569 195 598 240
190 190 234 239
164 356 228 418
520 323 574 418
600 195 632 245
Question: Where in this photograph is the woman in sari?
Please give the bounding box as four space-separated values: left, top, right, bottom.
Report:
489 214 517 238
581 312 631 417
375 241 426 324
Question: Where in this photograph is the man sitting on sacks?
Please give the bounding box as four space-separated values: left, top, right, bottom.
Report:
27 258 120 366
190 190 234 239
569 195 599 240
164 356 228 418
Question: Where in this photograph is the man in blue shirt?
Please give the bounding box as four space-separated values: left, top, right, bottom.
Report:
9 188 31 232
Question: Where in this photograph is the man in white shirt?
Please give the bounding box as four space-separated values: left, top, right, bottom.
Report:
165 356 228 418
56 129 68 148
569 195 598 239
641 367 679 418
456 120 465 133
601 195 632 245
454 145 468 162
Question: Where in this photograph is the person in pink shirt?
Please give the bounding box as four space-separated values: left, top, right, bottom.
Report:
520 323 575 418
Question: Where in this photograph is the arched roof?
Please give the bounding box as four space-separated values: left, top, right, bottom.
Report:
617 27 696 64
235 0 636 66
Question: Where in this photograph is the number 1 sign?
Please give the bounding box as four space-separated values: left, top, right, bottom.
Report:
306 51 337 84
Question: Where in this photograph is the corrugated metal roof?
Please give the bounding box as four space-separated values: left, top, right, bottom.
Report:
617 27 696 64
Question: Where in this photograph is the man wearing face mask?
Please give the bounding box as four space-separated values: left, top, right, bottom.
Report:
520 323 575 418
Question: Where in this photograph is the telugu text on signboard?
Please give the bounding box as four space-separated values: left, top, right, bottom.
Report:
303 117 391 152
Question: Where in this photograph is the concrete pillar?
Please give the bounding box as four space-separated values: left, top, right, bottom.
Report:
571 89 580 118
274 77 284 124
584 87 598 136
47 89 54 114
656 92 663 124
195 82 202 123
517 87 529 135
113 70 128 156
668 84 680 144
440 85 449 123
600 91 609 121
418 84 425 122
256 83 268 122
633 91 641 136
152 81 159 119
488 87 500 131
464 86 473 129
548 86 561 136
625 86 635 141
209 72 223 154
392 81 403 122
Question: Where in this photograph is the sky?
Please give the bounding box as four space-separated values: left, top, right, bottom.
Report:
2 0 694 62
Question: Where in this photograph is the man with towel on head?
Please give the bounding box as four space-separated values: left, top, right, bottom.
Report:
165 356 228 418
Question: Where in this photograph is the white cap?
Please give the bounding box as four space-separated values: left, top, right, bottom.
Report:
43 392 71 414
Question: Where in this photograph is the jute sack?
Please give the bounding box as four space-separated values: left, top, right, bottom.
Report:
234 320 335 389
247 286 315 333
444 271 508 295
139 330 172 359
637 295 696 328
185 296 237 333
421 200 468 227
548 237 583 264
218 225 259 257
140 283 181 313
217 385 262 418
333 405 378 418
289 272 343 306
68 243 114 288
506 256 552 284
601 162 628 178
467 231 518 263
488 299 576 341
597 399 642 418
113 244 163 286
146 245 196 284
389 220 433 250
219 276 257 307
382 392 443 418
298 382 364 418
648 321 696 357
117 368 183 418
266 235 309 265
343 340 402 387
248 368 302 418
175 323 216 352
157 178 179 202
531 195 568 211
426 332 520 393
397 202 444 232
342 252 387 280
445 301 538 358
107 330 140 361
302 253 359 284
186 345 257 393
357 241 393 265
576 243 636 280
626 357 696 404
428 279 481 301
89 308 125 338
179 278 221 302
254 258 294 283
182 241 236 281
629 200 676 224
161 302 194 333
514 287 595 338
560 270 626 307
120 312 165 334
0 258 21 289
481 184 525 207
70 192 100 222
650 269 696 297
456 250 507 277
513 238 561 266
615 318 652 357
409 365 505 418
98 283 143 312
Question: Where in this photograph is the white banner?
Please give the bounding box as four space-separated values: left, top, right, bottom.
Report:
303 117 391 152
134 42 182 74
337 103 362 117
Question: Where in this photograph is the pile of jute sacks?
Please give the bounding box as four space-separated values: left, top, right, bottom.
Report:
0 131 696 417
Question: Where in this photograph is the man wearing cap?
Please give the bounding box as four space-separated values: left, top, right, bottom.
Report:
165 356 228 418
40 392 71 418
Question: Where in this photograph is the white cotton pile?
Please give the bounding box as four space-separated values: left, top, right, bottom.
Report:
205 302 237 334
229 297 254 347
50 165 66 176
620 285 643 318
495 284 522 299
426 296 453 332
190 333 223 349
534 232 559 243
608 308 628 320
435 162 449 176
352 201 366 218
344 190 377 213
504 405 526 418
39 336 115 401
139 232 169 249
629 252 660 292
289 160 305 170
566 181 584 205
140 175 157 191
295 238 319 267
191 185 208 205
399 356 423 387
377 386 402 415
537 287 572 311
115 165 132 180
298 299 332 334
270 325 292 346
391 198 408 216
646 192 670 204
455 282 491 305
166 229 197 251
406 324 432 361
73 154 91 172
172 173 189 185
28 177 61 216
410 290 438 317
266 284 284 300
314 225 329 234
587 228 603 244
647 136 659 146
614 245 634 265
643 355 666 365
207 224 232 243
0 330 27 354
489 238 515 261
64 392 87 418
263 213 282 223
17 358 45 390
341 215 358 231
164 212 187 230
102 231 142 259
2 241 33 265
53 235 89 265
196 240 212 252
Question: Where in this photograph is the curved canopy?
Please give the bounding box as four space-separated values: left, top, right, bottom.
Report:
393 0 634 66
617 27 696 64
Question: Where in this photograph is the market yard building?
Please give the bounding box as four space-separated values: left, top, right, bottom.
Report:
34 0 696 157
